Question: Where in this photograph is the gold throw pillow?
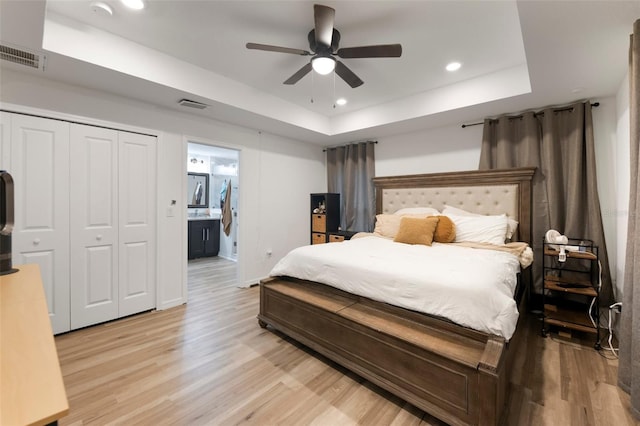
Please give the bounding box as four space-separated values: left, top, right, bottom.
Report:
433 215 456 243
393 216 440 246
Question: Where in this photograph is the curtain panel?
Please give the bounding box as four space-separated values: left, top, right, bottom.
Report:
479 101 614 307
619 18 640 421
326 141 376 232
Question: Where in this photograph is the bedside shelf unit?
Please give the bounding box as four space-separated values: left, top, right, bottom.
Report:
542 238 600 348
310 193 340 245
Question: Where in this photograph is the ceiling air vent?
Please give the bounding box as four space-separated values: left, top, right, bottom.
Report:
178 99 208 109
0 43 45 71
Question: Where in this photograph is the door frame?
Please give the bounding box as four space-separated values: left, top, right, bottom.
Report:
182 136 244 299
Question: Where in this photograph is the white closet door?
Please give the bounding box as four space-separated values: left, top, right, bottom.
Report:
0 113 10 169
10 114 71 334
118 132 156 316
70 124 119 329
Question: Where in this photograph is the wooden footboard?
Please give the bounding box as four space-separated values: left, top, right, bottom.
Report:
259 277 516 426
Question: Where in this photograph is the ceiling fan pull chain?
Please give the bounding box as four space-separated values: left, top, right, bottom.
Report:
310 68 314 103
333 70 336 109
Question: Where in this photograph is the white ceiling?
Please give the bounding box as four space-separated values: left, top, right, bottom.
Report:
1 1 639 145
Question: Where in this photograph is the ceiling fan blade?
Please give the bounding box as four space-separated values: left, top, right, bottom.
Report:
336 44 402 59
314 4 335 48
246 43 310 56
284 62 313 85
335 61 363 88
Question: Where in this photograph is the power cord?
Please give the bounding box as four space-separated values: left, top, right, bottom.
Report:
605 302 622 358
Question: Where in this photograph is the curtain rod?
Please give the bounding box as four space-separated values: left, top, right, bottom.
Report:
461 102 600 128
323 140 378 152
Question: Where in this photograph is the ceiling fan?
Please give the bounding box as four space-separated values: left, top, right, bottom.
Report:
246 4 402 88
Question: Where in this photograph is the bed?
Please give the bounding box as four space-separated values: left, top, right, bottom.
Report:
258 167 535 426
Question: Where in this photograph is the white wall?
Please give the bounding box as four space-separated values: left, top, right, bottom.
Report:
592 97 620 289
615 72 631 301
375 102 623 299
0 69 326 309
376 123 484 177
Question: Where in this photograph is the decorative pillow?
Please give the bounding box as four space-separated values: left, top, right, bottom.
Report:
393 216 440 246
506 219 519 240
442 205 518 240
374 213 426 238
393 207 440 216
445 213 509 245
433 215 456 243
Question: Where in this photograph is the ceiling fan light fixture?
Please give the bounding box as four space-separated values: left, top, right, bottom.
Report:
312 56 336 75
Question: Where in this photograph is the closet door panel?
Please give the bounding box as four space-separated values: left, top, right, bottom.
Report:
121 241 148 297
118 132 156 316
70 124 119 329
10 114 70 334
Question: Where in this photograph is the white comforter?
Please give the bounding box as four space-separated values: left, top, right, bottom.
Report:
270 236 521 339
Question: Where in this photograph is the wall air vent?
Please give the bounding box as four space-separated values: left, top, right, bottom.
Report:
178 99 208 109
0 43 45 71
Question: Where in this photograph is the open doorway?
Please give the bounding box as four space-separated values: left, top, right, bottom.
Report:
187 142 240 291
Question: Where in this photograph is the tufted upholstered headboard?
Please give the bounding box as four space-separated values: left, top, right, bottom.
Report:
372 168 536 244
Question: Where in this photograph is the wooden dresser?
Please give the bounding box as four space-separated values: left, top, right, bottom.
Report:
1 264 69 425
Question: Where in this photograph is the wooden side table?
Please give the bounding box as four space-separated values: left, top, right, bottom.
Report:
1 264 69 425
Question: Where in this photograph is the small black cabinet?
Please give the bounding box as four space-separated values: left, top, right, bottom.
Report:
188 219 220 259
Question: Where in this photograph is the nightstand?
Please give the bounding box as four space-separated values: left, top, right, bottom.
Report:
542 237 600 348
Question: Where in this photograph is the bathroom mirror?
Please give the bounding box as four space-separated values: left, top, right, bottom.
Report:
187 172 209 208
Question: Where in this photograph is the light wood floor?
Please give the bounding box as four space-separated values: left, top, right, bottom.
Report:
55 258 639 425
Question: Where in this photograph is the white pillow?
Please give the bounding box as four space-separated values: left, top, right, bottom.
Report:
442 205 518 240
445 213 509 245
393 207 440 216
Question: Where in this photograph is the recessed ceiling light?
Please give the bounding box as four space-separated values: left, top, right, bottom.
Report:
336 98 347 106
91 1 113 16
120 0 144 10
446 62 462 72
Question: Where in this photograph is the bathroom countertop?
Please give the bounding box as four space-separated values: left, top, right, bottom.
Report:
188 214 221 221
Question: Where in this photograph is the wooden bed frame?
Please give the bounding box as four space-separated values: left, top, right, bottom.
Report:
258 167 535 426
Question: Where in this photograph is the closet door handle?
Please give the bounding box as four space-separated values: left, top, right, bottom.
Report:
206 228 210 241
202 229 205 241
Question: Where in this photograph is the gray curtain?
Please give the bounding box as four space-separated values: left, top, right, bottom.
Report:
479 101 613 307
619 18 640 421
326 141 376 232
